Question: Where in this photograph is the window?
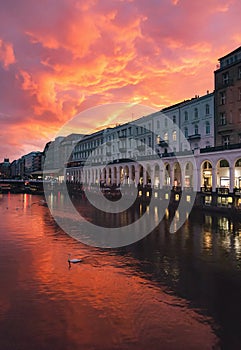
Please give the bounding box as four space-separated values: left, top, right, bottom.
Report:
204 161 212 169
220 159 229 167
220 112 227 125
165 118 168 127
238 67 241 79
222 135 230 147
194 108 198 119
173 115 176 124
205 121 210 134
156 120 160 129
238 87 241 101
239 109 241 122
164 132 168 141
148 136 152 147
205 104 210 115
184 127 188 138
223 72 229 85
184 111 188 121
235 159 241 167
194 124 199 135
172 130 177 141
220 91 226 105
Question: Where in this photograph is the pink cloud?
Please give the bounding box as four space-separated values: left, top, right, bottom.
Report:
0 0 241 161
0 38 15 69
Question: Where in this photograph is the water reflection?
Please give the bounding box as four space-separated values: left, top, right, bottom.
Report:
2 194 241 348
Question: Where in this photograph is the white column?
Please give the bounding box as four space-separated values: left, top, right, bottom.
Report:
195 166 201 192
212 166 217 191
230 166 235 192
159 167 164 189
181 164 185 190
135 165 140 186
143 167 147 186
117 167 120 185
170 165 174 187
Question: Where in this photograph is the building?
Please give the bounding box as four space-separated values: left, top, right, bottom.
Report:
214 46 241 146
0 158 10 178
160 92 214 152
23 151 43 178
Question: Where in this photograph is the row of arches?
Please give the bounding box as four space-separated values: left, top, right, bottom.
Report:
66 157 241 192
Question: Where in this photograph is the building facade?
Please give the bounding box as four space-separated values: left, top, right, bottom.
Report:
214 46 241 146
160 92 214 152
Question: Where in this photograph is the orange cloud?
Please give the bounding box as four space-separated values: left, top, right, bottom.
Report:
0 0 241 160
0 38 15 69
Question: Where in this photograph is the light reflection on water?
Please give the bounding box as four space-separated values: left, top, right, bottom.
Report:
2 193 241 349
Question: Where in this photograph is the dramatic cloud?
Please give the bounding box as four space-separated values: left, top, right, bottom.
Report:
0 39 15 69
0 0 240 160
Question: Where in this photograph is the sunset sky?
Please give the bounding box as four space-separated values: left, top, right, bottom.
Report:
0 0 241 161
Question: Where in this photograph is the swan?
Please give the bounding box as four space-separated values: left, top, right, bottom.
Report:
68 254 82 264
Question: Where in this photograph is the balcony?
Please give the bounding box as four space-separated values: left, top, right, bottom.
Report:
136 145 146 152
216 187 229 195
188 134 201 140
234 188 241 196
215 78 234 90
183 186 193 192
217 124 234 133
172 186 182 192
200 186 212 193
200 143 241 153
157 140 168 147
119 147 127 153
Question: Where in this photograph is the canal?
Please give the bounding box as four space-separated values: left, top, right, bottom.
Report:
1 193 241 349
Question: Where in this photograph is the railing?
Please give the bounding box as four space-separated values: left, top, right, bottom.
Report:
216 187 229 194
172 186 182 192
234 188 241 195
183 186 193 192
200 143 241 153
188 134 201 140
136 145 146 152
156 140 168 147
200 186 212 193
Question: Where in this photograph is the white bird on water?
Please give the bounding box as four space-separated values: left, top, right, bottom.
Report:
68 254 82 265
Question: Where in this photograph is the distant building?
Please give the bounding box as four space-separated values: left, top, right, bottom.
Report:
214 46 241 146
23 151 43 178
0 158 10 178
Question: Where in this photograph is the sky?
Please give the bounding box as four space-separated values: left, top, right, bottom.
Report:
0 0 241 161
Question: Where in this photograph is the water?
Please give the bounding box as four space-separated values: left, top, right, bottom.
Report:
1 194 241 349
